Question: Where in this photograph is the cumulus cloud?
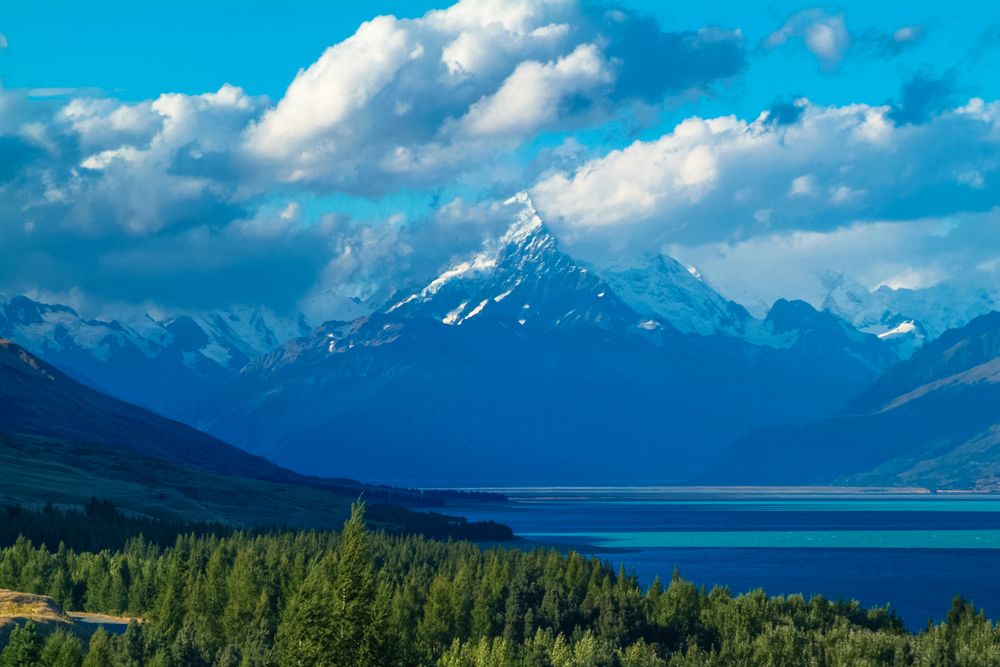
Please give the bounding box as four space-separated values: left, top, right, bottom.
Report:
455 43 613 138
0 84 262 239
242 0 744 193
527 93 1000 312
531 98 1000 256
3 0 996 328
0 83 312 312
0 0 751 317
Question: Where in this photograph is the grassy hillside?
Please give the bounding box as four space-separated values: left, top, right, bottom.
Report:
0 432 355 528
0 432 511 540
0 337 511 537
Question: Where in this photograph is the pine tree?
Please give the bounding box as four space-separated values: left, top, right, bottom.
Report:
1 620 42 667
114 621 145 667
330 501 380 666
418 574 456 659
222 548 263 647
274 552 338 666
274 501 381 667
171 617 208 667
81 628 113 667
40 630 84 667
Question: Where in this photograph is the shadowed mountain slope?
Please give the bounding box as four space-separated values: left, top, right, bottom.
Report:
708 312 1000 489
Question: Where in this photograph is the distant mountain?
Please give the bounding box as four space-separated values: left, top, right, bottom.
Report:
821 273 1000 357
0 296 310 417
708 312 1000 489
191 195 898 485
602 255 754 337
601 260 899 379
755 298 896 373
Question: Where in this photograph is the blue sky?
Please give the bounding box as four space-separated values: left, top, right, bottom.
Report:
5 0 996 110
1 0 999 317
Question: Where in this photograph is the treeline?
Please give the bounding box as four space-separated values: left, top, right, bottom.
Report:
0 500 235 553
0 497 512 551
1 503 999 666
304 479 507 508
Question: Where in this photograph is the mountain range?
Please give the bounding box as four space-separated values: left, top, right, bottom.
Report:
185 195 900 485
3 194 997 488
821 272 1000 358
0 297 310 418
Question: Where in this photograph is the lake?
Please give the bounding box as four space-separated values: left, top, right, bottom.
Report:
448 488 1000 630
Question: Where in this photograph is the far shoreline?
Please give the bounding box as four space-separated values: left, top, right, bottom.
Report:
420 485 1000 504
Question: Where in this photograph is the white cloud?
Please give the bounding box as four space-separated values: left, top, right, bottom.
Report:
532 100 1000 255
11 85 263 237
59 98 161 148
893 25 923 44
246 15 421 162
240 0 742 193
242 2 588 189
766 10 849 69
532 114 742 231
456 43 612 138
788 174 814 197
0 33 8 50
829 185 865 205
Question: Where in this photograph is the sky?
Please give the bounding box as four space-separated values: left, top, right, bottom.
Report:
1 0 999 318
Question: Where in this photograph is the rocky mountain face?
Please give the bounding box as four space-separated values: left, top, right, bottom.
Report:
9 194 947 486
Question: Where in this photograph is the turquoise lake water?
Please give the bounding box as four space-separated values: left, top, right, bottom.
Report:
449 489 1000 629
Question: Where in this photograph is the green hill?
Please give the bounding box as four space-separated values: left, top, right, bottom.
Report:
0 338 510 538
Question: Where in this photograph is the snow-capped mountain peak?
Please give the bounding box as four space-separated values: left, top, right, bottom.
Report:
821 271 999 357
500 191 543 244
384 193 634 331
601 254 753 337
387 194 546 315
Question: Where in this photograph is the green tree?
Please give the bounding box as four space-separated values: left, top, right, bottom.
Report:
113 621 145 667
40 630 83 667
1 620 42 667
81 628 113 667
274 551 338 666
418 574 456 659
330 501 382 665
274 501 384 667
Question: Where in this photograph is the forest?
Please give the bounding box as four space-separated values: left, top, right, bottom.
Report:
0 502 998 666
